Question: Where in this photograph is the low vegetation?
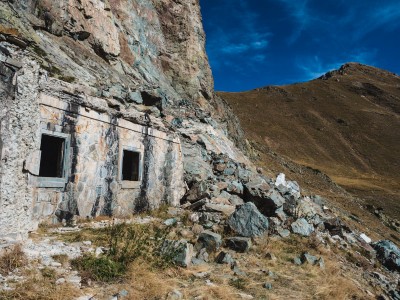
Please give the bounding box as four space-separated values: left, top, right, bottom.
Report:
0 244 27 275
71 221 180 282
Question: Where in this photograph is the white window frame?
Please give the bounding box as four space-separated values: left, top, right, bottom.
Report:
118 146 142 189
36 130 70 188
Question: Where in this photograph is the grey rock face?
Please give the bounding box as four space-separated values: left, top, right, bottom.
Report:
244 176 286 216
373 240 400 272
225 237 252 253
195 230 222 252
291 218 314 236
227 203 269 237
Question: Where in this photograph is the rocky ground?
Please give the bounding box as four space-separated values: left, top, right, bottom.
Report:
1 171 399 299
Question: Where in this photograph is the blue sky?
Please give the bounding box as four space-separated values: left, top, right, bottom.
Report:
200 0 400 92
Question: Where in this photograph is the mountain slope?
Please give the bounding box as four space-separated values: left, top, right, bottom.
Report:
219 63 400 218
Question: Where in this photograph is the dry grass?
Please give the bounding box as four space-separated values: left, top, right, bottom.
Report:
0 269 81 300
125 260 178 299
0 244 27 275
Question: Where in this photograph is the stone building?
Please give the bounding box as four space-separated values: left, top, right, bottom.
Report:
0 59 185 240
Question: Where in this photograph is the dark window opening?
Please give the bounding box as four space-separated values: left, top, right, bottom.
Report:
39 134 65 178
122 150 140 181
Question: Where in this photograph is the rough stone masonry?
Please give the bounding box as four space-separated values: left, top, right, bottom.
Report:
0 0 249 241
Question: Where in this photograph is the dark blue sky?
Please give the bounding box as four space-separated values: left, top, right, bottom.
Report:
200 0 400 92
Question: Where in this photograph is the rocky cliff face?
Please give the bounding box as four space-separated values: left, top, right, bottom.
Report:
0 0 251 239
2 0 213 105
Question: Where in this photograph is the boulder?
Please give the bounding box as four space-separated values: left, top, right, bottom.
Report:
373 240 400 272
244 176 286 216
185 181 210 203
324 218 347 237
225 237 252 252
275 173 286 187
263 282 273 290
227 203 269 237
204 203 235 216
162 240 194 268
187 198 207 211
229 195 245 206
227 181 244 195
291 218 314 236
215 251 235 265
195 230 222 252
301 252 318 264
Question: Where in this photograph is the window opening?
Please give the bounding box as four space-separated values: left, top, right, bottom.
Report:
39 134 65 178
122 150 140 181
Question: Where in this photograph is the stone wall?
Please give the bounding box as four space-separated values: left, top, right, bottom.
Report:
0 56 41 241
0 61 185 240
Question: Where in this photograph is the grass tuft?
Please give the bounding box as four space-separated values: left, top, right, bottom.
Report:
0 244 27 275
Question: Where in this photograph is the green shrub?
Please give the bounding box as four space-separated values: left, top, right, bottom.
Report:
71 255 125 282
71 222 179 282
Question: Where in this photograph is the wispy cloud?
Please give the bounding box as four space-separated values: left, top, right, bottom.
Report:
204 0 271 71
352 3 400 39
277 0 310 44
296 49 378 81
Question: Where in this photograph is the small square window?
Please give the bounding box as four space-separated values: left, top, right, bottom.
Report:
122 150 140 181
39 134 65 178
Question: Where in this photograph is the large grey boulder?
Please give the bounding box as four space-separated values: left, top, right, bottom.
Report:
243 176 286 216
373 240 400 272
227 202 269 237
291 218 314 236
162 239 194 267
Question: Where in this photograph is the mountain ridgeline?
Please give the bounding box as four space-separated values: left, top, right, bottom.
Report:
220 63 400 218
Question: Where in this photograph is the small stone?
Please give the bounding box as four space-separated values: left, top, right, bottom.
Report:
193 272 209 278
190 213 200 223
164 218 178 226
197 248 209 262
238 293 253 299
55 278 66 285
291 218 314 236
318 257 325 269
95 247 104 257
192 224 204 235
265 252 277 261
195 230 222 252
301 252 318 265
215 251 235 265
128 91 143 104
223 168 236 176
277 228 290 238
225 237 252 253
51 262 62 267
359 233 372 244
191 258 206 265
263 282 273 290
204 203 235 216
167 289 183 300
232 265 247 276
293 257 302 265
82 241 92 246
229 195 245 206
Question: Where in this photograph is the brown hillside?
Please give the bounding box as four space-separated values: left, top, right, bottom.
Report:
219 63 400 219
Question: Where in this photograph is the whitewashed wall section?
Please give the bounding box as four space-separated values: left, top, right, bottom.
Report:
30 94 185 221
